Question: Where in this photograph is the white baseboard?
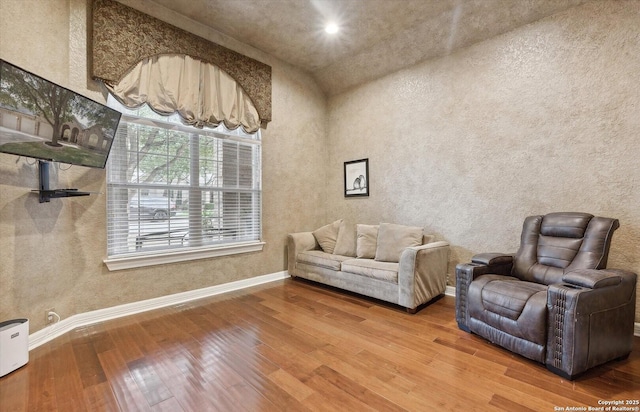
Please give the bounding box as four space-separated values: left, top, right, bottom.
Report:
28 275 640 350
29 271 290 351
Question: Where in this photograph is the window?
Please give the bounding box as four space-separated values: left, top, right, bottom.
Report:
104 96 262 270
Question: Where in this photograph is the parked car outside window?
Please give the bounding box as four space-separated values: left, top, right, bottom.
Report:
129 197 176 220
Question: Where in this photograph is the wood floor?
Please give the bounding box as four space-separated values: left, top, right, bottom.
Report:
1 278 639 411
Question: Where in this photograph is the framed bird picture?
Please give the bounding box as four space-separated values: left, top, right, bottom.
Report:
344 158 369 197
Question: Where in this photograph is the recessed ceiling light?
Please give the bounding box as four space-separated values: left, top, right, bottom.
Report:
325 23 339 34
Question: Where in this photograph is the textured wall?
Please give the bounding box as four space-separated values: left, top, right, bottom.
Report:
2 0 639 332
326 0 640 321
0 0 328 332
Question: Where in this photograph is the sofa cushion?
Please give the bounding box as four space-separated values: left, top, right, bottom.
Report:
356 224 379 258
297 250 351 271
375 223 423 262
341 258 399 283
312 219 342 254
333 221 357 257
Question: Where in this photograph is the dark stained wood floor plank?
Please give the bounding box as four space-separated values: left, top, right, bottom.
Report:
82 381 121 412
0 362 29 411
149 396 184 412
217 344 304 410
126 357 174 407
72 341 107 389
49 336 87 412
1 278 639 411
97 348 153 412
22 345 56 411
197 379 251 412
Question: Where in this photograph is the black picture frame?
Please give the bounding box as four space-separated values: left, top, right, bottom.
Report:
344 158 369 197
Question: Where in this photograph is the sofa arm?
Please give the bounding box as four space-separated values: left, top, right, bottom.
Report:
398 241 450 311
546 269 637 379
287 232 319 277
455 253 514 331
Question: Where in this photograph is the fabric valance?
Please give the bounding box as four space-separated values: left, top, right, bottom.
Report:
90 0 271 128
105 55 261 133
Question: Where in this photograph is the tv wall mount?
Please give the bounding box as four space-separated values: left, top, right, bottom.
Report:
33 161 92 203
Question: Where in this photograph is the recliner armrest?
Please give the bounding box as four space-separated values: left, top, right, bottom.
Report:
562 269 621 289
471 253 514 267
546 268 637 378
455 252 514 331
549 269 637 313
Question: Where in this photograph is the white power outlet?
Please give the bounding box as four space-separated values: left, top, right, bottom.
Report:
45 308 56 324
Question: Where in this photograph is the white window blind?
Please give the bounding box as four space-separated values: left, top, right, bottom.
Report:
105 97 261 262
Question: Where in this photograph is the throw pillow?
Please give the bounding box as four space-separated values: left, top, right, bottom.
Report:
356 224 379 259
374 223 423 262
312 219 342 254
333 221 357 257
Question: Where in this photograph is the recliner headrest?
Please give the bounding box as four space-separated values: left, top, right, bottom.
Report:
540 212 593 238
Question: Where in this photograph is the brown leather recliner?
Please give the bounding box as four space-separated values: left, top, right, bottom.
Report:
455 212 637 379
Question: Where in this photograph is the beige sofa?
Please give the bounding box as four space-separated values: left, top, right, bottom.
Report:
287 220 450 313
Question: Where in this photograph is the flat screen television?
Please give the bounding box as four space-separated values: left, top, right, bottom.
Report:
0 59 121 169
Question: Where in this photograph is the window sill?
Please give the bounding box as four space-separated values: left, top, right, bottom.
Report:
104 241 265 271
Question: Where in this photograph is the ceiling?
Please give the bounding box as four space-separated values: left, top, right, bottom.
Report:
147 0 587 96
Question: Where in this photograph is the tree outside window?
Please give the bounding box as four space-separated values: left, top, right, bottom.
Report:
106 97 261 258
